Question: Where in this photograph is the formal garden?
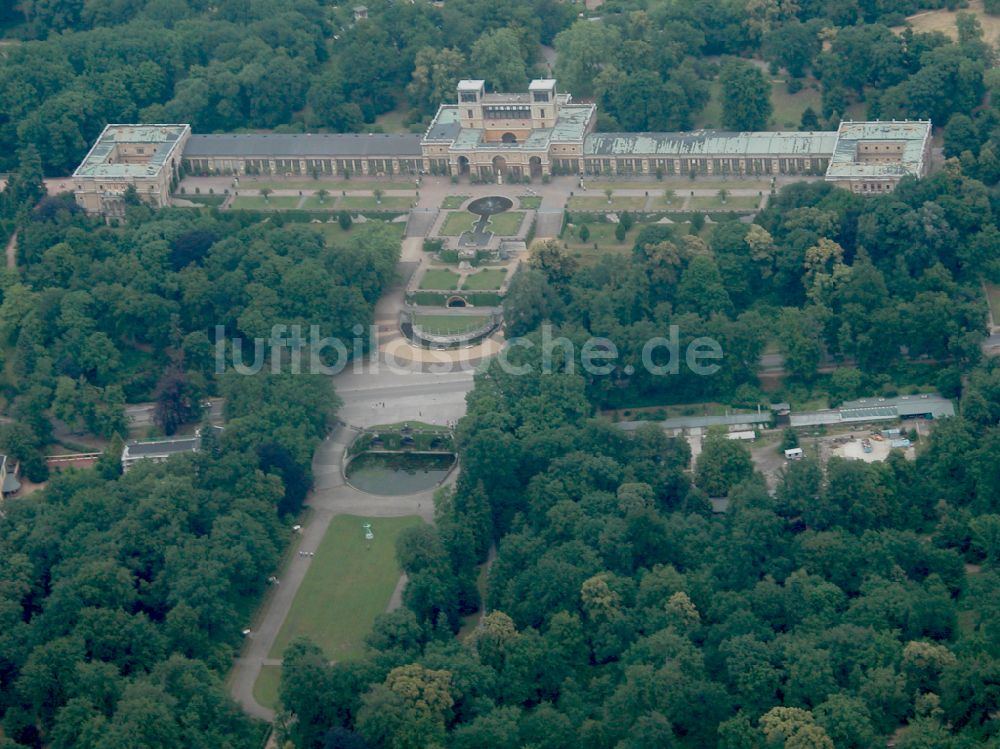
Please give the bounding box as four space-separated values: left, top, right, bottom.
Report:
438 209 525 236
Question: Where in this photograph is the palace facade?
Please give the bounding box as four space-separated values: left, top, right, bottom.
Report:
72 80 932 215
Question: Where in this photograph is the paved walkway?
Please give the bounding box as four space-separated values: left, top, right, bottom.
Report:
228 424 444 721
228 239 475 721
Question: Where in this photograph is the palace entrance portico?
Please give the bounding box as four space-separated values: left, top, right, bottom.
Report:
446 149 550 183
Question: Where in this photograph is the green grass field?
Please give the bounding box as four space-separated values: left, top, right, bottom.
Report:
564 222 639 261
461 268 507 291
567 195 649 212
485 211 525 236
584 181 667 192
178 194 226 206
253 666 282 711
689 194 761 211
231 195 301 210
300 194 338 210
419 268 460 290
268 514 424 661
695 79 724 129
439 212 478 236
518 195 542 209
693 77 822 130
441 195 470 209
373 107 414 134
770 80 823 129
413 314 490 334
367 420 452 433
563 220 691 264
339 195 414 211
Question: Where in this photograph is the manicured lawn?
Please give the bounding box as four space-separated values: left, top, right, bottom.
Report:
461 268 507 291
413 314 490 334
584 181 671 192
268 514 424 661
566 196 648 212
769 79 823 129
253 666 282 711
518 195 542 209
563 222 638 262
689 194 762 211
300 194 339 210
368 420 452 433
439 211 479 236
340 195 414 211
563 220 689 265
230 195 301 210
419 268 460 290
177 194 226 206
485 211 525 236
658 181 771 201
441 195 470 209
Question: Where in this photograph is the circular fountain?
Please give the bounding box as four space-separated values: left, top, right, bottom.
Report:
459 196 514 249
467 195 513 216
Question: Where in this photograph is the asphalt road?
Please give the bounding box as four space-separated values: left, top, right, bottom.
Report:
124 397 225 429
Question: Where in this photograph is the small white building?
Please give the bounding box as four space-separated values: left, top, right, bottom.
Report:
0 454 20 496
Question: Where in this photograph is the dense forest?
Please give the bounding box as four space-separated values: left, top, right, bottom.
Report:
0 0 996 173
276 346 1000 749
0 369 337 749
504 164 995 411
0 171 400 746
3 0 1000 747
0 145 398 480
269 146 1000 746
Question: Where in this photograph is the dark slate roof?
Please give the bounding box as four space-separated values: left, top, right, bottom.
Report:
3 473 20 494
584 130 837 157
126 437 199 457
184 133 423 158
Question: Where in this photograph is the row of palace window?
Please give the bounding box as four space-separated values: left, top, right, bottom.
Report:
184 157 422 176
183 155 829 178
581 157 828 176
852 181 895 193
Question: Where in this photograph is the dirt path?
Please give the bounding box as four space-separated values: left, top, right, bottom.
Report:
5 229 16 269
385 573 409 612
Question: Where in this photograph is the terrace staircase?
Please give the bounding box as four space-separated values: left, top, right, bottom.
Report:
405 208 439 238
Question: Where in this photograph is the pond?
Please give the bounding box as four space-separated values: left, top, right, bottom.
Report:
345 452 455 495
